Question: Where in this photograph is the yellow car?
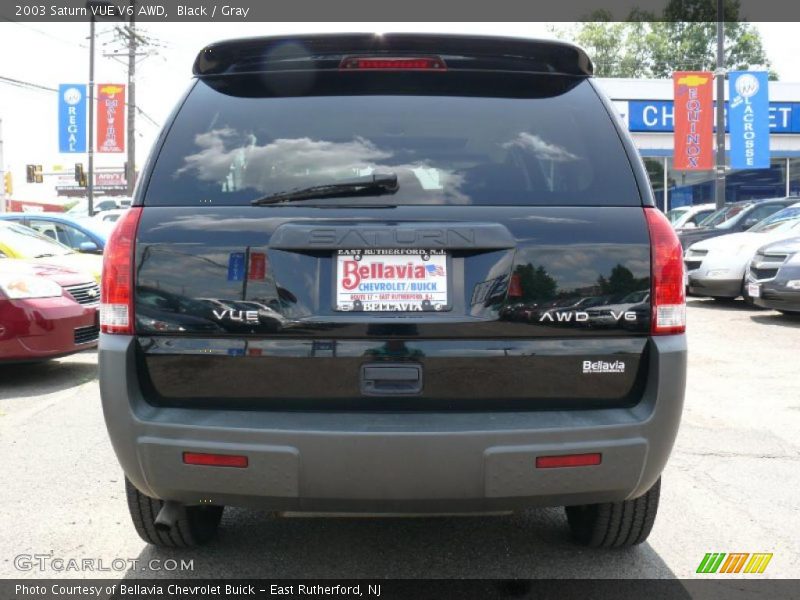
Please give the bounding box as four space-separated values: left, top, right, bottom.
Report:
0 221 102 282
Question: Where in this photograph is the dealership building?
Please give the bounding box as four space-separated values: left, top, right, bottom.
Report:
596 78 800 210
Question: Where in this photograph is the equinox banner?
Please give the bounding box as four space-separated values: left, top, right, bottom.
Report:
672 71 713 170
97 83 125 153
729 71 770 169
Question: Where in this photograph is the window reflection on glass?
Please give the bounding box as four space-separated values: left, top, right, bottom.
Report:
145 79 641 207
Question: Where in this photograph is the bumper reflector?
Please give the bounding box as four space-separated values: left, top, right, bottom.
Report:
183 452 249 468
536 453 602 469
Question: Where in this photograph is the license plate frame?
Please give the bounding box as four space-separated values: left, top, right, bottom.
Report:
748 283 760 298
334 249 451 312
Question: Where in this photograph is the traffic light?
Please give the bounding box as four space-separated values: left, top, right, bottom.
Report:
26 164 35 183
3 172 11 196
33 164 43 184
74 163 87 187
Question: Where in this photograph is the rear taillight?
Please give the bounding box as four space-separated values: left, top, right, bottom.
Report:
100 207 142 334
644 207 686 335
339 56 447 71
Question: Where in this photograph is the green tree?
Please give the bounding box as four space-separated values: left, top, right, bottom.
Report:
514 264 558 302
553 0 775 79
597 264 649 296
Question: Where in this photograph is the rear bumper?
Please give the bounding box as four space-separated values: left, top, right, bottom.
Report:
99 334 686 512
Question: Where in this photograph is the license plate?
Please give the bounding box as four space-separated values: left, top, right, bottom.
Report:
748 283 760 298
335 249 448 312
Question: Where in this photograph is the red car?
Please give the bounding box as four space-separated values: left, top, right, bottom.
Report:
0 258 99 362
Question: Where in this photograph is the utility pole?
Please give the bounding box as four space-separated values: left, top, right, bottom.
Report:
126 0 136 195
714 0 726 210
103 7 161 195
87 12 96 216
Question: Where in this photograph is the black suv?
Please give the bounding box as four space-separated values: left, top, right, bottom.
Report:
99 34 687 549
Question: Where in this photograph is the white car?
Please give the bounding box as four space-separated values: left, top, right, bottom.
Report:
67 197 128 217
672 203 717 230
91 208 128 225
685 206 800 299
667 206 692 224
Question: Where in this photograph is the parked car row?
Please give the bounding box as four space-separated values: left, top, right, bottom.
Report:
677 197 797 249
680 198 800 314
668 202 716 230
0 212 108 254
746 236 800 314
0 213 111 362
65 196 132 218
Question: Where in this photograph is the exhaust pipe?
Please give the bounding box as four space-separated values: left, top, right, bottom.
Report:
154 501 184 532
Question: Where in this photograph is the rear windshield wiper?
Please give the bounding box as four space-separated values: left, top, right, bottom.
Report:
251 173 399 206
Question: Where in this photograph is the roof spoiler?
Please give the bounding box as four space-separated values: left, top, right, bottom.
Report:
192 33 594 78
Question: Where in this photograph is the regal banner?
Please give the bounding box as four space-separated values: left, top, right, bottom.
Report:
58 84 87 153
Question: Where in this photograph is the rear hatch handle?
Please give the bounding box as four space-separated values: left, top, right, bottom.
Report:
361 363 423 396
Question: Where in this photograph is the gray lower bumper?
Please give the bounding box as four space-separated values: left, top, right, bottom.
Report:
688 276 742 298
99 334 686 512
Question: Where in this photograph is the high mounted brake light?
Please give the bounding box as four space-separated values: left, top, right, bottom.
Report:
339 56 447 71
645 207 686 335
100 207 142 334
193 35 593 77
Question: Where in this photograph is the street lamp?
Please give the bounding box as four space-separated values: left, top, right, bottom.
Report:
714 0 726 210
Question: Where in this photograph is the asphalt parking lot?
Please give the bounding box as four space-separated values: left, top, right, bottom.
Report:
1 298 799 580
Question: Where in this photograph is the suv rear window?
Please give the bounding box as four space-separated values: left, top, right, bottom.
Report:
144 75 640 207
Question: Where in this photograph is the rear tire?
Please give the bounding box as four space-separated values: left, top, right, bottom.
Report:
125 478 224 547
565 477 660 548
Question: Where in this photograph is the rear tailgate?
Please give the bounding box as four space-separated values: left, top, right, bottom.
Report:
135 205 651 410
131 35 653 411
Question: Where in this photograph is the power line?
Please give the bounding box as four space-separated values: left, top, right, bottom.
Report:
0 75 57 93
1 19 89 49
0 75 161 128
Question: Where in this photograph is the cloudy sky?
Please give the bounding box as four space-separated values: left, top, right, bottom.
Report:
1 21 799 199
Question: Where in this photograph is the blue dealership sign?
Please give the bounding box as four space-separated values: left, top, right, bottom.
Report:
58 84 87 153
628 98 798 134
728 71 770 169
629 100 675 132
